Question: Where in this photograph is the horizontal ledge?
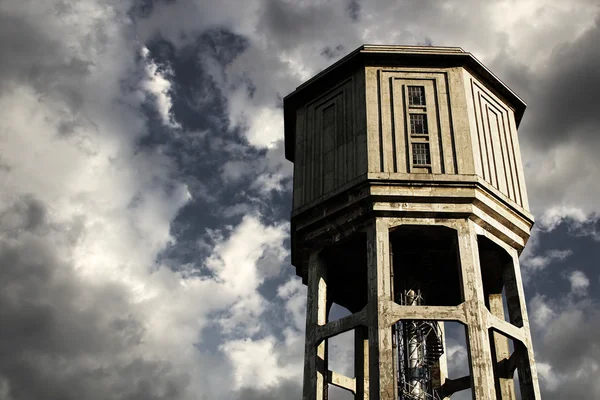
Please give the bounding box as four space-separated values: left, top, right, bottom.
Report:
327 370 356 394
291 175 533 225
315 307 367 343
373 201 474 214
386 301 467 325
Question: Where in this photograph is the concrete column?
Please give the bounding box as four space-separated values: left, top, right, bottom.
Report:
432 322 449 398
366 218 395 400
503 252 542 400
303 250 328 400
489 293 517 399
456 220 497 400
354 326 369 400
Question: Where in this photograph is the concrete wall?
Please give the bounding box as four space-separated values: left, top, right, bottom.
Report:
462 70 530 210
364 66 475 176
293 69 367 209
293 65 530 214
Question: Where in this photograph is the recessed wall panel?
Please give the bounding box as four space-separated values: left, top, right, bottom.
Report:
467 74 526 207
292 74 365 209
369 69 459 175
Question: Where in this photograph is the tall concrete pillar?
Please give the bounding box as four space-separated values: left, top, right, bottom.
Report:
489 293 517 399
354 326 369 399
456 220 497 399
366 219 395 400
303 251 328 400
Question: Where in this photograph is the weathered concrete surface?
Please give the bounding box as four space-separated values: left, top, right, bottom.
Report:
290 45 541 400
366 219 395 400
300 216 542 399
302 251 327 400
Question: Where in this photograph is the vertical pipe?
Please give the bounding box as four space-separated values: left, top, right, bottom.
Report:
406 290 423 398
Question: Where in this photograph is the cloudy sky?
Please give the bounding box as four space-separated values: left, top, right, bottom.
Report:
1 0 599 399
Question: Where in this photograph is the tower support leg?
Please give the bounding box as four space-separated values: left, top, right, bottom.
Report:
303 250 328 400
503 250 542 399
457 220 498 399
366 218 395 400
489 293 517 399
354 326 369 400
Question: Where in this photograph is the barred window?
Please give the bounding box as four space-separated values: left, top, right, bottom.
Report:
408 86 426 106
412 143 431 165
410 114 428 134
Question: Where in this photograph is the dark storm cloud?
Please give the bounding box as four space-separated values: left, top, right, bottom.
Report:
321 44 346 60
519 16 600 150
260 0 341 49
139 33 293 273
346 0 360 21
0 14 58 85
234 380 301 400
0 197 190 400
531 301 600 399
540 309 600 373
0 12 94 110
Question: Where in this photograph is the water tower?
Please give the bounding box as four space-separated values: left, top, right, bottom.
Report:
283 45 541 400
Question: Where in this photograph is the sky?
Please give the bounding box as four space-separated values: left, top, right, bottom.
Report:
0 0 599 399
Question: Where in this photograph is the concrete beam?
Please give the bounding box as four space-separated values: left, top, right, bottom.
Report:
439 375 471 398
487 312 526 344
489 293 517 399
384 301 467 325
327 370 356 394
314 307 368 343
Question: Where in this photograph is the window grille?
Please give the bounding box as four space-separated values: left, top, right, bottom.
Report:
408 86 426 106
412 143 431 165
410 114 428 134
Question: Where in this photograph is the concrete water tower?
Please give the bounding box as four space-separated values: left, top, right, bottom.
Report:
283 45 541 400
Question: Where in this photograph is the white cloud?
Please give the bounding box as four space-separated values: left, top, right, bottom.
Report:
445 341 470 379
536 362 559 392
277 278 307 332
568 270 590 296
0 1 297 399
520 228 573 278
140 46 180 128
528 292 600 398
206 215 287 296
529 295 556 328
522 248 572 272
538 206 594 232
221 336 300 390
227 89 284 148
